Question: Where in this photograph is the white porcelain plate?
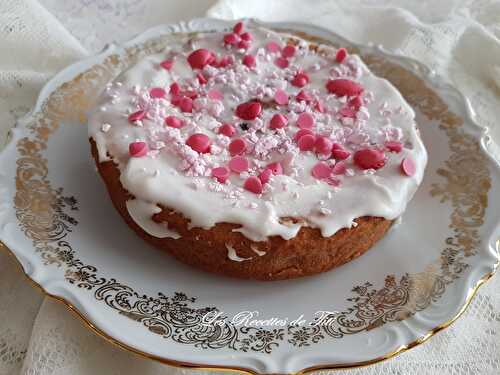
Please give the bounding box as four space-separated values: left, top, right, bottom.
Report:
0 18 499 374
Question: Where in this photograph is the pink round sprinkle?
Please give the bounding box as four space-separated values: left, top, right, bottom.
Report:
165 115 184 128
128 110 146 123
332 161 347 175
228 138 247 156
240 32 253 41
237 40 251 50
149 87 167 99
339 106 357 118
274 89 289 105
242 54 256 68
314 136 332 155
186 133 211 154
266 41 281 53
233 21 244 34
258 168 272 184
170 82 181 95
332 148 351 160
223 33 239 45
326 79 364 97
229 156 249 173
311 162 332 179
160 60 173 70
294 129 314 141
266 162 283 175
282 44 296 58
297 134 316 151
236 101 262 120
212 166 230 183
187 48 213 69
401 157 416 176
292 72 309 87
385 141 403 153
297 112 315 129
335 48 348 63
218 123 236 137
269 113 288 129
207 89 223 101
274 57 289 69
179 97 193 113
129 141 148 157
353 148 386 170
244 176 263 194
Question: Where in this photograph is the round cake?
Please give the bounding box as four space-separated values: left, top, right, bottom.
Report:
88 21 427 280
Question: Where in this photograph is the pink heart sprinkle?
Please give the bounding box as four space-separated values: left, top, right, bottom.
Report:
179 97 193 113
160 60 173 70
297 134 316 151
208 89 223 101
401 157 416 176
282 44 296 58
297 112 315 129
242 54 256 68
218 123 236 137
229 156 249 173
315 100 325 113
129 141 148 157
294 129 315 141
169 82 181 95
187 48 213 70
223 33 239 46
332 161 347 175
266 162 283 175
186 133 211 154
165 115 184 128
212 166 230 183
314 136 332 155
274 57 289 69
128 110 146 123
258 168 272 184
244 176 263 194
266 41 281 53
385 141 403 153
228 138 247 156
335 48 348 63
233 21 244 34
149 87 167 99
274 89 289 105
349 95 363 110
240 32 253 41
269 113 288 129
311 162 332 179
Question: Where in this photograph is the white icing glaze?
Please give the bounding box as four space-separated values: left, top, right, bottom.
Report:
226 244 252 262
89 24 427 242
250 245 266 257
126 199 181 239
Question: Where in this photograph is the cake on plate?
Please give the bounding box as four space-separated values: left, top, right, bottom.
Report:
88 21 427 280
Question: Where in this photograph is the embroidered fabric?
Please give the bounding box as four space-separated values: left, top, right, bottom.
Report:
0 0 499 374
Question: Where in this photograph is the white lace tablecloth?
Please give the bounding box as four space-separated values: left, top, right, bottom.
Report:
1 1 499 374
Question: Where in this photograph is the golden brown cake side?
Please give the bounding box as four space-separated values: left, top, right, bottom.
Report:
91 139 392 280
